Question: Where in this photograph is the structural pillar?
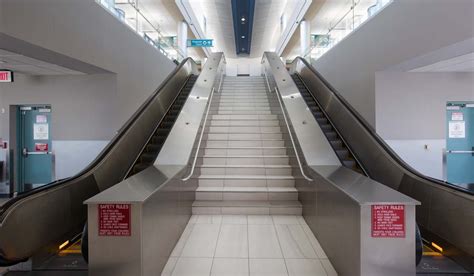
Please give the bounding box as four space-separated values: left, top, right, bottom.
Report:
299 19 311 58
177 21 188 58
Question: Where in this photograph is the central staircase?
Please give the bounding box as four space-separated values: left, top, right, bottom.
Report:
192 76 302 215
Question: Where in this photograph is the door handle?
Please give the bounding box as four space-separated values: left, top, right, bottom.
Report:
22 148 53 156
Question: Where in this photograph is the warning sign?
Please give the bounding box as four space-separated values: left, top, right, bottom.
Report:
35 143 48 152
371 205 405 238
98 204 131 236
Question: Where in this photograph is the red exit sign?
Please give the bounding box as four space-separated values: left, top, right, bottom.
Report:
0 70 13 82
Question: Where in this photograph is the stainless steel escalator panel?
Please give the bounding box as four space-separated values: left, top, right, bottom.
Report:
0 58 199 264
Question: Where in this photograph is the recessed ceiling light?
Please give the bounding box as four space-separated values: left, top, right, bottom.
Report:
241 36 245 39
241 17 245 22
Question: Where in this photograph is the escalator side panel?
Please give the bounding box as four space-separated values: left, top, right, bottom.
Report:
291 57 474 272
0 59 199 264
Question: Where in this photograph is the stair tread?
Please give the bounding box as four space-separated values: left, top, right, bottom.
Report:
198 175 294 179
193 200 302 207
199 164 292 168
196 187 297 192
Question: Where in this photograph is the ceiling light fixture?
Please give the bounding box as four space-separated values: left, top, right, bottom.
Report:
241 36 245 39
241 17 246 22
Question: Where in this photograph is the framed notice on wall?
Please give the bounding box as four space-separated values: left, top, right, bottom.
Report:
448 121 465 138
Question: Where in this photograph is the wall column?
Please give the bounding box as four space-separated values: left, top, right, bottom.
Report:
177 20 188 58
300 19 311 57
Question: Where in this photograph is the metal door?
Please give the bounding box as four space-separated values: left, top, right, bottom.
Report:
17 105 53 192
446 101 474 185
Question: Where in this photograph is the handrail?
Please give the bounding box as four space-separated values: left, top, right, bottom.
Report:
263 70 313 182
292 56 474 195
0 58 197 217
293 73 369 177
182 87 216 181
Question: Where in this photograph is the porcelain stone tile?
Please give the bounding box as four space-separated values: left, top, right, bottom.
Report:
211 258 249 276
248 224 283 258
301 224 328 258
161 257 178 276
172 258 213 276
321 259 338 276
181 224 220 257
275 224 318 259
249 259 288 276
285 259 328 276
171 223 195 257
247 215 274 225
272 215 300 225
222 215 248 224
215 224 248 258
195 215 223 224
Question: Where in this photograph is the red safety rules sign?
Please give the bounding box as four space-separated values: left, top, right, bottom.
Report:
371 205 405 238
35 143 48 152
0 70 13 82
98 204 131 236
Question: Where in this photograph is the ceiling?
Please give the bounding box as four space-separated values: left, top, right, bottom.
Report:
409 52 474 73
0 49 84 75
188 0 286 59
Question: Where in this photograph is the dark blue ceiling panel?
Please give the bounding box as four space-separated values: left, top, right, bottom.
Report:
231 0 255 56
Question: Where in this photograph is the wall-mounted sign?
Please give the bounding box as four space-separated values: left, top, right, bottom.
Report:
33 123 49 140
451 112 464 121
98 204 131 236
449 121 465 138
371 205 405 238
187 39 213 47
35 143 48 152
0 70 13 83
36 115 48 123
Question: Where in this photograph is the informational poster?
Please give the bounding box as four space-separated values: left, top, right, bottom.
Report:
98 204 131 236
451 112 464 121
35 143 48 152
33 124 49 140
36 115 48 123
449 121 465 138
371 205 405 238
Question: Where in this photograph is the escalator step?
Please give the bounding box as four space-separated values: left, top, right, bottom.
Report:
146 144 161 153
336 149 349 159
156 129 169 136
133 163 150 174
152 136 166 144
330 140 343 149
141 152 156 163
320 124 332 132
343 160 356 168
316 118 328 125
161 121 174 128
326 132 337 140
313 112 324 118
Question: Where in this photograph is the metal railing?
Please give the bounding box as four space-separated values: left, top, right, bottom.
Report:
182 86 217 181
263 70 313 182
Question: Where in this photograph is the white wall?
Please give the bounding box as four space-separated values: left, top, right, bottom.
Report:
226 58 262 76
0 0 176 128
376 72 474 139
376 72 474 180
312 0 474 127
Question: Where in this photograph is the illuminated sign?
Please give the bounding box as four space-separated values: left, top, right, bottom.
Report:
0 70 13 83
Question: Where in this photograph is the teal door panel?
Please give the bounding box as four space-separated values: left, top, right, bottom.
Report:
17 106 52 192
446 102 474 185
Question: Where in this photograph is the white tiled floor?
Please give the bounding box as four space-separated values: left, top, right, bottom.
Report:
163 215 337 276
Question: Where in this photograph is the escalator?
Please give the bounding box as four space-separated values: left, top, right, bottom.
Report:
289 57 474 274
0 58 200 268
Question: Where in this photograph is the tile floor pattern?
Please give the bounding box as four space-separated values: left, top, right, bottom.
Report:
162 215 337 276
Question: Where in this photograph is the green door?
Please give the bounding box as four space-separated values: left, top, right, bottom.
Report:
446 102 474 189
17 106 53 192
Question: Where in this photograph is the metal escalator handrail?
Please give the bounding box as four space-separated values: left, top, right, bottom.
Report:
182 87 216 181
293 56 473 195
0 57 197 218
293 73 369 177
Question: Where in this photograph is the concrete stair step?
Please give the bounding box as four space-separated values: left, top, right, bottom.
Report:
197 164 292 176
196 186 298 201
192 200 302 215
